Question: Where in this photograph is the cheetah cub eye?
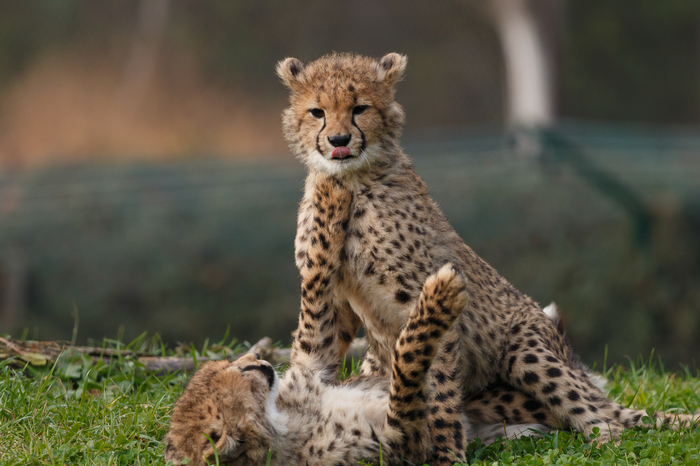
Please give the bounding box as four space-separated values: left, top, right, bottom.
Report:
352 105 369 115
309 108 325 118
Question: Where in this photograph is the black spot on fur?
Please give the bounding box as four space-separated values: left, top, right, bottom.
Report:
299 340 312 353
435 390 454 403
512 409 522 422
522 371 540 384
453 422 464 449
507 355 517 373
395 290 411 304
542 382 557 394
523 354 539 364
495 404 506 418
339 328 354 343
524 399 543 412
433 418 448 429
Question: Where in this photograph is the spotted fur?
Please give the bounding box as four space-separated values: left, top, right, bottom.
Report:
164 177 468 466
280 52 698 463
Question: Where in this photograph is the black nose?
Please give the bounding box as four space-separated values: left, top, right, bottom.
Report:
328 134 351 147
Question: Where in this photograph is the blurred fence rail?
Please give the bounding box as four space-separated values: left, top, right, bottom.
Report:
1 122 700 366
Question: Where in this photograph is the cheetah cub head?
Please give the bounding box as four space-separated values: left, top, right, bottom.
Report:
277 52 407 177
164 354 283 466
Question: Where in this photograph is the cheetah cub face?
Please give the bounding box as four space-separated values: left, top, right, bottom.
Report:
164 354 282 466
277 52 407 177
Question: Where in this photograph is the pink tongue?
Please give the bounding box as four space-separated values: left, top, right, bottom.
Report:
331 147 352 159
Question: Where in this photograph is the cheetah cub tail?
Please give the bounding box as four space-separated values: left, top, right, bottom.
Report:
541 303 561 328
542 302 608 393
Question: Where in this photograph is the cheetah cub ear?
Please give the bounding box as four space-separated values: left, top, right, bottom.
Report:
276 57 306 91
373 52 407 87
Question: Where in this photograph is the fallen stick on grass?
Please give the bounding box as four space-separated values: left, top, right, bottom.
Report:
0 336 369 375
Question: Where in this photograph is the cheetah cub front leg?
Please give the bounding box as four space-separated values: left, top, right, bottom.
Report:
291 175 358 380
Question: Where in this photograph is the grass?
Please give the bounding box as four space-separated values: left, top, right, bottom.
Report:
0 333 247 466
462 361 700 466
0 336 698 466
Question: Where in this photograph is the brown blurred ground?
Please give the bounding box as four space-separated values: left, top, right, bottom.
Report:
0 1 507 170
0 53 286 169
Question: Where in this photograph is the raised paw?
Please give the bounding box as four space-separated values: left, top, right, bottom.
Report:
394 264 467 375
419 263 468 323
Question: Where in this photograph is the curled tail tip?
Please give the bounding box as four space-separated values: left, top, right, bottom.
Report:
542 302 567 336
542 302 559 321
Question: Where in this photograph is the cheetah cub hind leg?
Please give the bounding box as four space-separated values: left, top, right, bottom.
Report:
386 263 468 463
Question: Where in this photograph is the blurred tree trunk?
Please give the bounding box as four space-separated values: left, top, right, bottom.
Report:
121 0 170 111
489 0 562 127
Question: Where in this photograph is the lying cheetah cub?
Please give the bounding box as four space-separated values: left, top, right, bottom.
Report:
164 178 469 466
279 52 698 464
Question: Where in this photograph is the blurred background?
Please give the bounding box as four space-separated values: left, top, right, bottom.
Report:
1 0 699 367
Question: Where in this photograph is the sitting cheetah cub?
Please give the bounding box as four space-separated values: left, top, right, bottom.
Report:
164 178 469 466
279 52 698 464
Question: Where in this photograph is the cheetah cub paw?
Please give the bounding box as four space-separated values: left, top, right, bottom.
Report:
417 263 468 322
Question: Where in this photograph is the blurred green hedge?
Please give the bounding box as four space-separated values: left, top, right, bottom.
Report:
1 124 700 367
